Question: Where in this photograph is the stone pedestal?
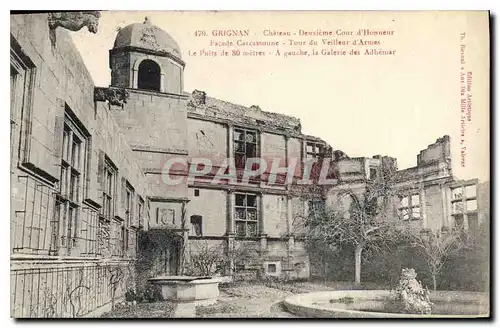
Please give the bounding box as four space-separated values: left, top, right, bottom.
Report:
149 276 227 317
171 302 196 318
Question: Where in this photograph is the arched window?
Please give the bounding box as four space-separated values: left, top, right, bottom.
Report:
137 59 161 91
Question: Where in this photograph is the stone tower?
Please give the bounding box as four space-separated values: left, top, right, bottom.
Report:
109 17 184 95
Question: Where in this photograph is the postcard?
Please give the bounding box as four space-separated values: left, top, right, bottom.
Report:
10 10 490 318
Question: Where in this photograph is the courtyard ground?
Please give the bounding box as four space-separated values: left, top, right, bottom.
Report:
101 280 385 318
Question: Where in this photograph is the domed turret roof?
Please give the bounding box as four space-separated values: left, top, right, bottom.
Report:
113 17 182 58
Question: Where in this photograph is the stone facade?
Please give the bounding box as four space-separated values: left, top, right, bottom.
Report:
10 13 147 318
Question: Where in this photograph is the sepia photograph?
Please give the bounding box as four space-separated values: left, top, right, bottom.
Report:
9 9 490 319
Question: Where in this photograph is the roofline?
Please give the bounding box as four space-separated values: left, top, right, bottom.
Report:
109 46 185 67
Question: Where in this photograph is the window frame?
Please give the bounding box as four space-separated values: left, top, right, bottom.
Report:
450 183 479 230
10 39 36 169
136 196 145 229
122 181 134 254
137 59 162 92
305 141 324 159
101 157 117 221
398 193 421 221
234 192 259 237
233 127 259 169
52 110 90 254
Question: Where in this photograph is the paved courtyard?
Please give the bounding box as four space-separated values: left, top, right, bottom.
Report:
101 281 384 318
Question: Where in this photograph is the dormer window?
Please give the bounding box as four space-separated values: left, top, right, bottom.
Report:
137 59 161 91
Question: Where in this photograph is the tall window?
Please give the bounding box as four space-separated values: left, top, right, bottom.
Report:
234 193 259 237
137 196 144 229
97 154 117 256
398 193 421 221
234 128 258 169
54 112 89 254
101 158 116 220
123 182 134 253
11 40 35 165
137 59 161 91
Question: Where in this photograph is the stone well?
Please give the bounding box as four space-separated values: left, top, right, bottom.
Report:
148 275 227 317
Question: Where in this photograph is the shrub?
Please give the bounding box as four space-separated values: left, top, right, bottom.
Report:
135 284 163 303
125 289 137 302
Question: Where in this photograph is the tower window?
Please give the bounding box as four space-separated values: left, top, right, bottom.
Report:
137 59 161 91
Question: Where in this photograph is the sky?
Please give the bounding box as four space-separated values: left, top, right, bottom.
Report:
69 11 490 181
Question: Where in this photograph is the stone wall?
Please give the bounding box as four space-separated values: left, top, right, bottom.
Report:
10 13 147 318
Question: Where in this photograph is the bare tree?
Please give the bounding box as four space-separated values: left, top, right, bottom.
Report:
404 228 472 291
188 241 225 276
306 170 401 285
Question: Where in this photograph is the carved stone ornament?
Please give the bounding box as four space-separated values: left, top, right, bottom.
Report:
94 87 130 107
191 89 207 106
48 11 101 34
139 18 161 51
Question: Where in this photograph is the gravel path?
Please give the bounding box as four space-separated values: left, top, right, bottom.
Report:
196 285 297 318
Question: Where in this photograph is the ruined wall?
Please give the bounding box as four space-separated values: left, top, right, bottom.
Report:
417 135 451 165
478 181 490 226
261 132 286 167
288 137 303 179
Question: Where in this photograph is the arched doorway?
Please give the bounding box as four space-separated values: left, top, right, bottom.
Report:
137 59 161 91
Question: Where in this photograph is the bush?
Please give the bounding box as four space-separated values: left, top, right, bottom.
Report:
125 288 137 302
134 284 163 303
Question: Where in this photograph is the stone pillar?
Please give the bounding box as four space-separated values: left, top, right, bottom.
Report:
284 135 289 167
420 187 427 229
227 189 234 235
284 135 290 188
227 124 234 160
181 229 189 275
258 128 264 188
226 233 235 275
259 193 267 254
287 195 293 235
259 193 266 235
445 187 453 229
441 184 447 230
260 234 268 253
131 67 136 89
131 67 138 89
160 72 166 93
463 212 469 231
288 234 295 251
180 201 190 274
